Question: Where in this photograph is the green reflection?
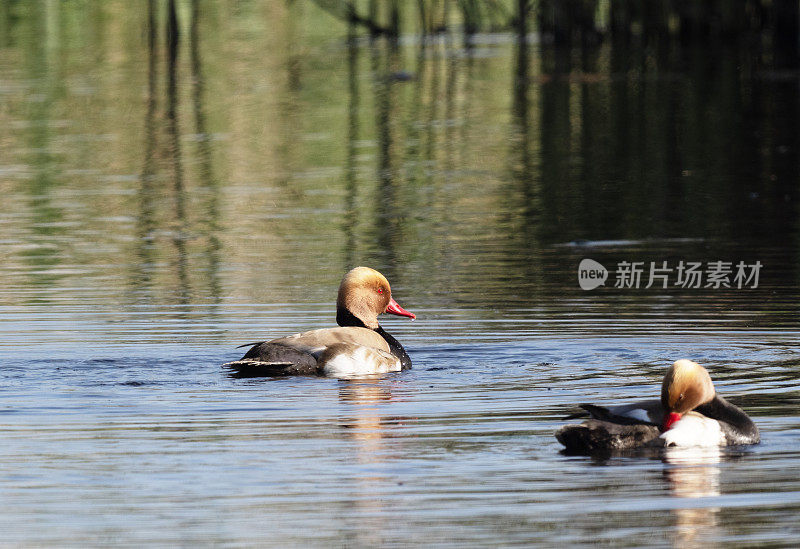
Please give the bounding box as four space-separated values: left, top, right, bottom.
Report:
0 1 797 324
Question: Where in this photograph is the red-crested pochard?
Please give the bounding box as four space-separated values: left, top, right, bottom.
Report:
224 267 415 377
556 360 759 453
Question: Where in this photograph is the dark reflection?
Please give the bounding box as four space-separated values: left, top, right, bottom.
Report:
508 0 543 287
370 35 401 269
134 0 222 308
533 8 800 248
442 25 457 176
537 21 576 246
423 36 441 183
136 0 159 294
343 20 360 268
343 26 414 275
275 0 303 189
136 0 190 303
400 40 424 192
165 0 190 305
511 1 531 188
189 0 222 306
326 2 800 318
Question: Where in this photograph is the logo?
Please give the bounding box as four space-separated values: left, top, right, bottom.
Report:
577 259 762 290
578 259 608 290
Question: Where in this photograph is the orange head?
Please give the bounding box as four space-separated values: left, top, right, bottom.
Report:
660 359 716 431
337 267 415 329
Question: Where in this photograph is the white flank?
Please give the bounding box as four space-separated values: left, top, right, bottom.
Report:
660 413 726 447
322 347 401 378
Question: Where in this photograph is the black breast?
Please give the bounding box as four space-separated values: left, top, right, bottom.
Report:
376 326 412 370
695 395 760 445
337 306 412 369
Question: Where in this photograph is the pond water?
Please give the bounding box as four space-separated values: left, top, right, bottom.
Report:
1 2 800 546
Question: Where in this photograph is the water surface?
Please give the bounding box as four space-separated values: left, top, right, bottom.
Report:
1 2 799 546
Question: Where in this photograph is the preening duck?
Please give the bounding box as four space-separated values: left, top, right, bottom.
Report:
224 267 415 377
556 360 759 454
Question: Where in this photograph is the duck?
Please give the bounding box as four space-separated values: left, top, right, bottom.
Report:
224 267 416 378
556 360 759 454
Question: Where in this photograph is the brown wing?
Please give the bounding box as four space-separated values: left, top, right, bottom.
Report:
271 327 391 358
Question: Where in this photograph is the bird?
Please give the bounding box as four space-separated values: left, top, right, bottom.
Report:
555 360 759 454
224 267 415 377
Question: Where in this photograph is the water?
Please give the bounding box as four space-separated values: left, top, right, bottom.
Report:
2 2 800 546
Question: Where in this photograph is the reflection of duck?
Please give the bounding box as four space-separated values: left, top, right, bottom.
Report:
339 380 392 446
663 446 721 548
336 379 396 547
225 267 415 377
556 360 760 453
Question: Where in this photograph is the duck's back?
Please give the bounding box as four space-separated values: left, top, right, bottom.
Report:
271 327 391 357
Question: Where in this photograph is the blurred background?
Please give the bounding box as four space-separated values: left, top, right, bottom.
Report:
1 0 798 341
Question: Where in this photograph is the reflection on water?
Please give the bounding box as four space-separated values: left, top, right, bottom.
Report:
1 1 800 546
2 1 798 324
338 379 397 547
664 446 722 548
338 378 395 455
